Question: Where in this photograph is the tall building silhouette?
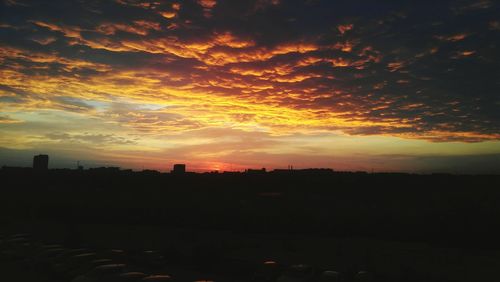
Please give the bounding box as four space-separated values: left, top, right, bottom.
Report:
33 154 49 170
172 164 186 174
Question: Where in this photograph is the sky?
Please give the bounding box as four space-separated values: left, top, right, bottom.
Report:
0 0 499 173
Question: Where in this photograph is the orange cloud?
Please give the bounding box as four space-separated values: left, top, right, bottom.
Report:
31 20 82 38
272 74 321 83
435 33 469 42
337 24 353 35
387 61 405 72
31 36 57 45
0 45 111 72
30 20 320 66
133 20 161 31
327 58 350 67
213 32 255 48
453 50 476 58
333 41 354 52
198 0 216 9
121 37 317 66
115 0 161 9
198 0 217 17
97 21 161 36
160 11 177 19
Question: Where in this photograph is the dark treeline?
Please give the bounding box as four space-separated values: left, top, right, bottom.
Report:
1 168 500 250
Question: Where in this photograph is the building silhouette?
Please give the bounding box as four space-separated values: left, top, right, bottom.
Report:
245 168 266 174
172 164 186 174
33 154 49 170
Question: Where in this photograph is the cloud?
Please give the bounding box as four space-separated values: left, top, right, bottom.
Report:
435 33 469 42
45 132 137 145
4 0 29 7
96 20 161 36
30 35 57 45
198 0 217 9
0 115 23 124
198 0 217 17
338 24 354 35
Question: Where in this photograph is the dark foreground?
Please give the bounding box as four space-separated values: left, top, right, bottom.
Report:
1 168 500 281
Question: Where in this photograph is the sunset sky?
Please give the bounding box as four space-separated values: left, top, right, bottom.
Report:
1 0 499 173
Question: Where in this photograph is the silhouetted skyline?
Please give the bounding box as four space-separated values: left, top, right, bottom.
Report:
2 164 500 281
1 151 500 175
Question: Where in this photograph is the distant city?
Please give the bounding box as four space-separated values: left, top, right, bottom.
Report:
1 153 370 175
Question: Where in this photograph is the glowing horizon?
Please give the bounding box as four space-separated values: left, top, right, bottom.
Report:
1 0 499 174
